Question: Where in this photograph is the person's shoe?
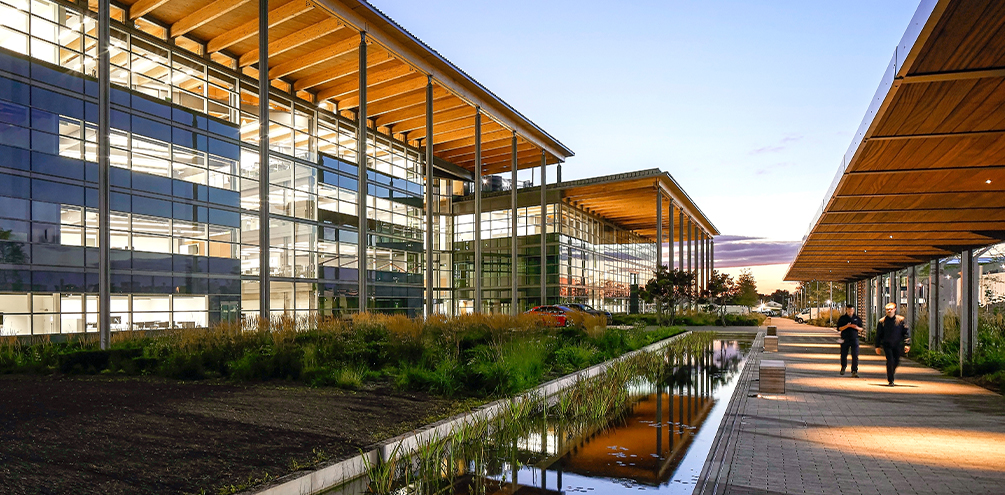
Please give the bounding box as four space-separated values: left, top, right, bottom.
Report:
888 382 895 387
840 369 845 375
851 372 859 378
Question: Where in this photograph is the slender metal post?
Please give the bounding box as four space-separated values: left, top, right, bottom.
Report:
473 109 482 313
687 218 692 308
540 151 547 306
357 32 368 312
257 0 271 324
668 202 675 270
678 210 684 274
655 189 663 271
98 0 110 347
424 76 434 317
961 249 978 364
907 266 917 341
929 260 940 350
510 132 518 315
710 237 714 276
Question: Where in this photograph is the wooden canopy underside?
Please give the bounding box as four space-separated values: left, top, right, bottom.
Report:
116 0 572 173
786 0 1005 282
558 170 719 242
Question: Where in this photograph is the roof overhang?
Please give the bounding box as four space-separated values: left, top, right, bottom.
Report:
116 0 572 172
786 0 1005 282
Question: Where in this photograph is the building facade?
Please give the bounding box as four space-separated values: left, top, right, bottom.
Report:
0 0 715 337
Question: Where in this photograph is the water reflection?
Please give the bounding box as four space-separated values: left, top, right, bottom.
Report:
327 337 750 495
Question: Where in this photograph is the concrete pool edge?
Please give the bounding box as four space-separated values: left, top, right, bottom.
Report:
245 329 695 495
692 328 765 495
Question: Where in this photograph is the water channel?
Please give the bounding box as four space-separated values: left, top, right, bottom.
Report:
328 334 752 495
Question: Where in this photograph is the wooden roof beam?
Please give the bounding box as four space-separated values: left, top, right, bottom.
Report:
268 31 358 79
302 54 401 93
393 107 476 135
371 95 467 129
171 0 252 39
239 16 344 67
365 86 451 117
129 0 170 20
206 0 315 54
337 74 428 109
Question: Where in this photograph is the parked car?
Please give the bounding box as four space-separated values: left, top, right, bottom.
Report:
793 308 820 323
563 303 613 324
525 305 580 327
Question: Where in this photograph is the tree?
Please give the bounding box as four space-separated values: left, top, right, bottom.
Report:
734 269 758 307
770 289 791 306
703 270 738 325
640 265 695 326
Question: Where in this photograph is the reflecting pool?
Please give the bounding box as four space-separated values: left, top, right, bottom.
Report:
328 334 751 495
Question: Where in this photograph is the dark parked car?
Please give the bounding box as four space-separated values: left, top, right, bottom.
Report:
564 303 613 325
525 305 580 327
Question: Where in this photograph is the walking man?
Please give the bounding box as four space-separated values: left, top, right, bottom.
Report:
874 302 911 386
836 303 862 377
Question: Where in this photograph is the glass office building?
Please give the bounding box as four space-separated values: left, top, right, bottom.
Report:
0 0 712 336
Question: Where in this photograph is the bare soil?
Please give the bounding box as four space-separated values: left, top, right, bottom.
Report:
0 374 459 494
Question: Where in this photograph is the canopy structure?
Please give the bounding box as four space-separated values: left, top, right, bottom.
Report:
117 0 573 171
786 0 1005 282
559 169 720 241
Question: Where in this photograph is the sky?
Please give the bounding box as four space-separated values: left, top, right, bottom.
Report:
369 0 921 292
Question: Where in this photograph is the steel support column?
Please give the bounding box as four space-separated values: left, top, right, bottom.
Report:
929 259 940 351
687 219 692 309
98 0 111 348
540 151 547 306
424 76 434 317
668 202 675 270
907 266 917 340
710 237 714 276
678 210 684 274
473 109 482 313
656 190 663 271
873 276 882 333
257 0 271 323
510 133 518 316
356 32 368 312
960 249 978 364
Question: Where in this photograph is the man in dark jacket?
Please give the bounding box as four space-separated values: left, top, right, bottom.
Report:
836 303 863 377
875 302 911 386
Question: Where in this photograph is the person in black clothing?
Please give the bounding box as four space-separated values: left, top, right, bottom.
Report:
875 302 911 386
836 303 863 377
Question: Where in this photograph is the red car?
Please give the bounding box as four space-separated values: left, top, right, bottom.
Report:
525 305 579 327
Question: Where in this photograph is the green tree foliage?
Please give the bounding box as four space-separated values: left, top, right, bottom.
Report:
703 270 738 325
639 265 695 326
734 269 758 307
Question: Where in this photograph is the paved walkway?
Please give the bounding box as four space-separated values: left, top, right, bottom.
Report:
696 318 1005 495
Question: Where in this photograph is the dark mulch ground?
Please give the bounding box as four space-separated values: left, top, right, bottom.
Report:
0 374 459 494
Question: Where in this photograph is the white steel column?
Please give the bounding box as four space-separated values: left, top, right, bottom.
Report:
961 249 978 364
656 190 663 270
929 259 940 351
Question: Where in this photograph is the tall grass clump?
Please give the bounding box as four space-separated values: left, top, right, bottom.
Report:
0 311 687 398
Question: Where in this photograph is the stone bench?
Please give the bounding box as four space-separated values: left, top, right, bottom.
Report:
766 325 777 336
764 335 778 352
759 359 785 394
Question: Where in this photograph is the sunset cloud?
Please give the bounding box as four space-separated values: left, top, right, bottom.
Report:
712 235 801 268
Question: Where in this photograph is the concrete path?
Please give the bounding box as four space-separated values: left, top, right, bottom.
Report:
696 318 1005 495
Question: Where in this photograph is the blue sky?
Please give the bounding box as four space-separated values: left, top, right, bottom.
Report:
370 0 921 291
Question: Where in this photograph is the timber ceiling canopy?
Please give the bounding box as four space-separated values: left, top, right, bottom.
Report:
558 169 719 242
786 0 1005 282
115 0 573 172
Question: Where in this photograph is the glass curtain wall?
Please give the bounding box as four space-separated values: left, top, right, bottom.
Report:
0 0 432 334
452 192 653 315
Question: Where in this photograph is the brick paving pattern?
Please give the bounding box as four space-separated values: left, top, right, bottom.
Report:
696 318 1005 495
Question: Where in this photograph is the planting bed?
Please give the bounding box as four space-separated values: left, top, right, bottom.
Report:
0 375 459 495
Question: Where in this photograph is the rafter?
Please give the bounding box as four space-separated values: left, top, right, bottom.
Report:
171 0 252 39
239 16 344 67
206 0 314 54
129 0 170 20
296 51 398 91
337 74 427 109
268 31 358 79
313 57 402 101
